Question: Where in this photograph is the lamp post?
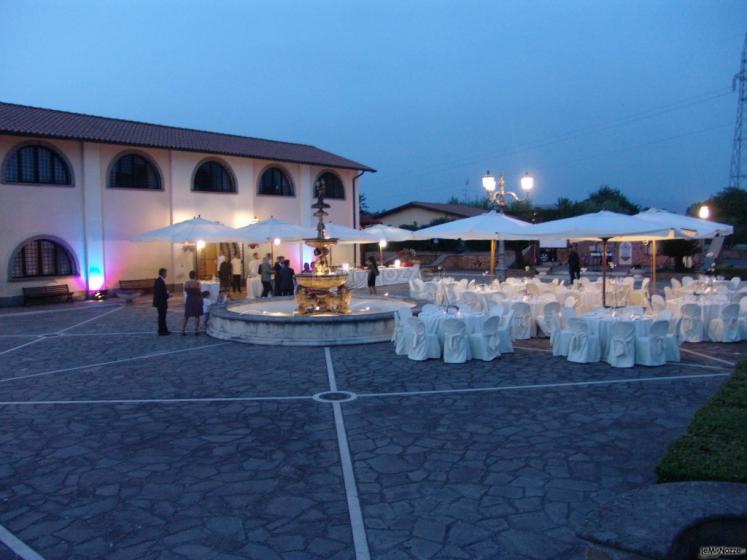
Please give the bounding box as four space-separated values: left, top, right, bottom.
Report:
698 205 710 271
378 239 387 266
481 170 534 279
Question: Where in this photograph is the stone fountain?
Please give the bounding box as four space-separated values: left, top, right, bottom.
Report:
206 179 414 346
294 181 352 314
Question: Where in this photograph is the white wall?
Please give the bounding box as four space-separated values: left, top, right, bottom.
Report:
0 133 362 303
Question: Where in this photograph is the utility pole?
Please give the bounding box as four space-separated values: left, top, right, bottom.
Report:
729 33 747 188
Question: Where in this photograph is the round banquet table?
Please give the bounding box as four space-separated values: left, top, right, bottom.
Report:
578 309 653 357
418 308 485 340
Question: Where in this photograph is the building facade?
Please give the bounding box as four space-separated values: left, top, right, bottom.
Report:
0 102 373 305
375 201 485 229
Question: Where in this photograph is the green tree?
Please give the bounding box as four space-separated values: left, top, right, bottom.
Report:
581 186 639 214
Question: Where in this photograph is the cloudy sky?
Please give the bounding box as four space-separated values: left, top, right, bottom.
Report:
1 0 744 213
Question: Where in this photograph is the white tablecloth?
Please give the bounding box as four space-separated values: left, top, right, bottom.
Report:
184 280 220 301
579 310 652 356
419 308 485 339
245 276 264 298
346 264 421 289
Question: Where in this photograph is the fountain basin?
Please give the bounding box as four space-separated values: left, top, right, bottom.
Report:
207 296 415 346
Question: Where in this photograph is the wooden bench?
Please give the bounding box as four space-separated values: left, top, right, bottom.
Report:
22 284 73 306
116 279 156 304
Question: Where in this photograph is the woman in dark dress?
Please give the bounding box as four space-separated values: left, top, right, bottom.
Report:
182 270 203 335
367 256 379 295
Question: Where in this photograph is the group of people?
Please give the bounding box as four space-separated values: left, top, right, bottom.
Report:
216 253 244 293
152 268 227 336
259 254 296 297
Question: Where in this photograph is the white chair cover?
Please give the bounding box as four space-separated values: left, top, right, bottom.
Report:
635 320 668 367
406 317 429 361
663 286 674 301
551 312 573 357
441 318 471 363
682 276 694 287
497 310 514 353
510 301 534 340
707 303 741 343
566 318 601 364
670 278 682 297
468 316 502 361
536 301 560 338
487 303 504 318
739 298 747 341
559 306 576 330
420 303 440 315
605 321 636 368
679 303 705 343
393 308 414 355
656 309 673 322
461 291 484 313
651 294 666 315
564 295 578 309
665 316 682 362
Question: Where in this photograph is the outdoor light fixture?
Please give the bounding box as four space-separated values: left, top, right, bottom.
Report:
196 239 206 251
698 205 710 220
273 238 281 246
378 239 387 265
481 170 535 279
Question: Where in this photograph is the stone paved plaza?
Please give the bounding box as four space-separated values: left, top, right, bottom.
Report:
0 296 744 560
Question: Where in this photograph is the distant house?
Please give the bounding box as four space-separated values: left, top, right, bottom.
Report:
375 201 485 229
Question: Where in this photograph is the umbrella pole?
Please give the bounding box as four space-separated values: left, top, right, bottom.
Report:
602 238 608 307
490 240 496 276
651 240 656 297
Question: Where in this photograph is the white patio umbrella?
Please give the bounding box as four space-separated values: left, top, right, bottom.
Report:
363 224 415 242
412 211 533 276
233 218 317 244
524 211 676 306
323 223 380 244
412 211 532 241
633 208 734 291
131 216 239 243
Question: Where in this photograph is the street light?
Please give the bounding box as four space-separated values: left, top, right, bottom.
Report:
698 205 710 271
481 170 534 278
378 239 387 265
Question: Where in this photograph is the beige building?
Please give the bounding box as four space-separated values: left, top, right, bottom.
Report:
0 102 373 305
375 201 484 229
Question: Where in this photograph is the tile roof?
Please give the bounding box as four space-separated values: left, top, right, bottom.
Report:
377 201 487 219
0 101 374 172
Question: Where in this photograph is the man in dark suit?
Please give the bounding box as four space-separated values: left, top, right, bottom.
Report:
568 246 581 285
153 268 170 335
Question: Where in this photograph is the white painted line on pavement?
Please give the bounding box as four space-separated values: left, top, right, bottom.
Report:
0 342 231 384
0 395 312 406
0 304 120 318
60 331 154 337
55 306 122 334
357 371 729 399
679 347 737 366
325 347 371 560
0 523 46 560
0 337 45 357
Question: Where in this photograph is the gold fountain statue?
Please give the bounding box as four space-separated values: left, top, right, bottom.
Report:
295 180 352 314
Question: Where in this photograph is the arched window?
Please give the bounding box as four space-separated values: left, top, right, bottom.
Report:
193 160 236 193
316 172 345 199
3 144 71 185
109 153 161 189
11 238 76 279
258 166 294 196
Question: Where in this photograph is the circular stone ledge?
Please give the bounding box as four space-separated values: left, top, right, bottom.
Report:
206 297 415 346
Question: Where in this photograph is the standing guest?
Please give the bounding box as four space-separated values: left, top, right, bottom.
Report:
273 256 284 296
259 255 273 298
247 252 261 276
367 256 379 295
568 245 581 285
277 259 296 296
231 254 243 293
302 262 311 273
216 253 226 277
182 270 202 335
153 268 170 335
219 258 232 290
200 290 213 332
